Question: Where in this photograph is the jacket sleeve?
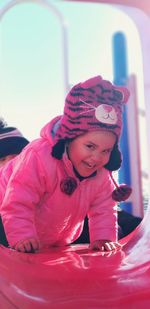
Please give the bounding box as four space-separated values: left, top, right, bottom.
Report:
0 146 47 247
88 170 118 243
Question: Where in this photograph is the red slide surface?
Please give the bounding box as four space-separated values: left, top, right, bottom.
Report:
0 215 149 309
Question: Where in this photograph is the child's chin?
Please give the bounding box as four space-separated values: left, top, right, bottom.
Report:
79 169 96 178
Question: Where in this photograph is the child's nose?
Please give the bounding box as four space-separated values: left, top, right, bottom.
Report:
92 151 101 162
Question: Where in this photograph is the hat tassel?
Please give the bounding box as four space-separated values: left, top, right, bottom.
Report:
110 172 132 202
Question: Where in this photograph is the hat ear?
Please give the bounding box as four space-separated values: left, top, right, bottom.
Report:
115 86 130 104
80 75 102 88
104 143 122 171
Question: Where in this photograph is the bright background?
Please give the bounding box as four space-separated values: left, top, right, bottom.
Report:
1 0 144 138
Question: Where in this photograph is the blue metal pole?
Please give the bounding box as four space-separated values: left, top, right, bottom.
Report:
112 32 132 214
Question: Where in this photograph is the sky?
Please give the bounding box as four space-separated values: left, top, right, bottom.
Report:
0 0 149 211
1 0 144 139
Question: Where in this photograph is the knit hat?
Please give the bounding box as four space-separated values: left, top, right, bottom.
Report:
0 119 29 159
53 75 129 145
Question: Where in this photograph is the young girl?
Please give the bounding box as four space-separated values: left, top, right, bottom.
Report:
0 75 131 253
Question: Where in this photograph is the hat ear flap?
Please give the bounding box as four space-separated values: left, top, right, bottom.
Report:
51 139 66 159
104 143 122 171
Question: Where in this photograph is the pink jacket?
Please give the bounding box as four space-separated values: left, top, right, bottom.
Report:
0 117 117 248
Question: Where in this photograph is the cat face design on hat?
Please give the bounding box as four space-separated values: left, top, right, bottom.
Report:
96 104 117 124
80 99 118 125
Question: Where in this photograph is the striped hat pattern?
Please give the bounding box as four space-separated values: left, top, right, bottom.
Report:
54 75 130 144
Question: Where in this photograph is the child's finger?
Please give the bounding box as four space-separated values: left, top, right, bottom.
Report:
105 242 122 251
24 241 34 253
23 239 39 253
90 240 122 252
14 238 40 253
15 242 27 252
104 242 112 251
29 239 40 252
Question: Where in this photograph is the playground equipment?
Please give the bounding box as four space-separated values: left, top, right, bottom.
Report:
0 0 150 308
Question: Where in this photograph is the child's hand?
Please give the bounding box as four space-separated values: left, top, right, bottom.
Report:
89 239 122 252
14 238 40 253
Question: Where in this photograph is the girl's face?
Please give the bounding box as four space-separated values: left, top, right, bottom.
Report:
68 130 116 177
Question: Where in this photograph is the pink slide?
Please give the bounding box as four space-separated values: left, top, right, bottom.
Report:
0 213 150 309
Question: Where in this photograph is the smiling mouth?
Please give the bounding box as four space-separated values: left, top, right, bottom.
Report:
83 162 96 169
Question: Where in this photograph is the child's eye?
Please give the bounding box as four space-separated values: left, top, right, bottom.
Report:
86 144 95 150
102 149 111 154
